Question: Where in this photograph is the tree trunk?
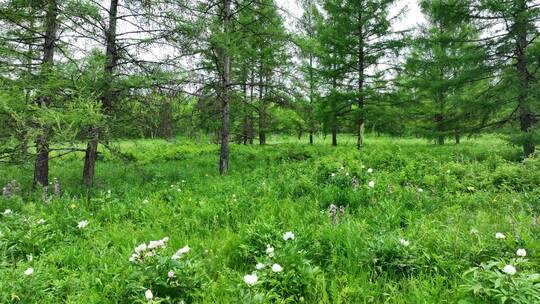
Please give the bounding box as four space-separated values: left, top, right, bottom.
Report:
455 133 460 144
83 135 98 186
247 113 254 144
516 0 534 157
248 123 254 144
83 0 119 186
356 16 365 150
34 137 49 187
332 126 337 146
438 135 445 145
243 118 248 145
158 100 174 138
258 66 266 145
259 118 266 145
219 0 231 175
248 69 255 144
34 0 57 187
308 46 315 146
357 119 365 148
258 103 266 145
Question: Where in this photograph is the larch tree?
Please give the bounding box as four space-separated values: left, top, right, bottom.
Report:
82 0 119 186
295 0 323 145
318 0 405 148
468 0 540 157
403 0 487 145
219 0 232 175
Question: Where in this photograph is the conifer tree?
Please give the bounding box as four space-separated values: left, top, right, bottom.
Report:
403 0 487 144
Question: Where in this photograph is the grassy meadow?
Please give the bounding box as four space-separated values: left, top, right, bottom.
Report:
1 135 539 303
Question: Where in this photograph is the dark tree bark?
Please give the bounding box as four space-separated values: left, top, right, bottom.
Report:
34 0 58 187
259 111 266 145
438 135 445 145
248 69 255 144
332 126 337 146
515 0 535 157
455 133 460 144
308 43 315 145
158 100 174 139
83 0 119 186
34 137 49 187
356 12 365 150
219 0 231 175
242 82 248 144
436 62 446 146
258 67 266 145
82 133 98 185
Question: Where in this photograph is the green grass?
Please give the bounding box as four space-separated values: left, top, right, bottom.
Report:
1 135 539 303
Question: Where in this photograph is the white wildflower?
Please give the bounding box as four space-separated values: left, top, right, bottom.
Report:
367 168 373 174
283 231 295 241
24 268 34 276
266 245 274 257
172 245 190 260
77 220 88 229
271 263 283 272
145 289 153 300
243 274 258 286
178 245 190 254
495 232 506 239
399 239 410 247
148 241 160 249
502 265 516 275
255 263 265 270
37 219 46 225
3 209 12 215
516 248 527 257
368 181 375 188
135 243 147 254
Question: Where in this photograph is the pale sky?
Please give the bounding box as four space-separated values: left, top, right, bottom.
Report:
276 0 425 32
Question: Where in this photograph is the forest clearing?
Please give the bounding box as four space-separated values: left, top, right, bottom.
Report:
1 136 540 303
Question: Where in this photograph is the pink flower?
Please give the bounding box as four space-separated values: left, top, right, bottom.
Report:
167 271 175 278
